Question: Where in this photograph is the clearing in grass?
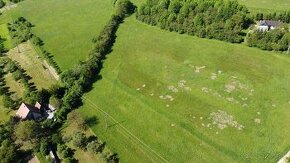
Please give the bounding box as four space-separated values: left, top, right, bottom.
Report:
80 17 290 162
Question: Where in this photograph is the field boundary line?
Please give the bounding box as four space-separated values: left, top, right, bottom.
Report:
83 97 169 163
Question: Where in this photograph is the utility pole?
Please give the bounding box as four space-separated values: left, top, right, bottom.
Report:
104 113 108 132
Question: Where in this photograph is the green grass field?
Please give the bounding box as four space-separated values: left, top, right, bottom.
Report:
237 0 290 12
1 0 115 71
79 17 290 162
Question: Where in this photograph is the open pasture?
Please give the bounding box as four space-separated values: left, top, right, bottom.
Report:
80 17 290 162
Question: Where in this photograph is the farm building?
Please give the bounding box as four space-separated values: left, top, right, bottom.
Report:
257 20 282 31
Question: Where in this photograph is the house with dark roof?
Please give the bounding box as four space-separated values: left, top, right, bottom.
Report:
257 20 282 31
16 102 57 120
16 103 43 120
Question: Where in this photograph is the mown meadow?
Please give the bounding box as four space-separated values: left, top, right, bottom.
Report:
237 0 290 12
80 16 290 162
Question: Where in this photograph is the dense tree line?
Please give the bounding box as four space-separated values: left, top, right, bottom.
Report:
8 17 62 74
247 28 290 51
9 0 24 3
255 11 290 23
136 0 253 43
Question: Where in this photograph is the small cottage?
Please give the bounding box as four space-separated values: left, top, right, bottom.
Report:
16 102 57 120
257 20 282 31
16 103 43 120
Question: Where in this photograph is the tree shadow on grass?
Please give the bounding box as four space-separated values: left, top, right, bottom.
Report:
85 116 99 127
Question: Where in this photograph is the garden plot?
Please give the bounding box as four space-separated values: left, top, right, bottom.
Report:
6 41 57 89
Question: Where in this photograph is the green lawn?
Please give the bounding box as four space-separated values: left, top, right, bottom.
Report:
0 24 13 49
2 0 114 71
80 16 290 162
237 0 290 12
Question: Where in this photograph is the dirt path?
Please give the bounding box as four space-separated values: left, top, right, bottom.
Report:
278 150 290 163
43 60 59 80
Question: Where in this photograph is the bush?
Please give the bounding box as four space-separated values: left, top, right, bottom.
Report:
12 69 22 81
86 140 102 154
39 141 49 156
247 29 290 51
2 95 17 109
72 132 87 149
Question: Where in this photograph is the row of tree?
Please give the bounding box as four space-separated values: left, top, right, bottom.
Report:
9 0 24 3
8 17 62 74
136 0 253 43
255 11 290 23
247 28 290 51
0 57 40 109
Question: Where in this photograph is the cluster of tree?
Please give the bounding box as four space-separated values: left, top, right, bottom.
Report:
57 143 75 162
0 58 19 109
8 17 62 74
8 17 32 44
69 131 118 162
4 58 39 105
0 117 23 163
247 28 290 51
255 11 290 23
136 0 253 43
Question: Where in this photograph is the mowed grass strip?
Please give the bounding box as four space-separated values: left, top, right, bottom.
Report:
0 24 13 49
80 17 290 162
237 0 290 12
6 0 115 71
7 41 57 89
